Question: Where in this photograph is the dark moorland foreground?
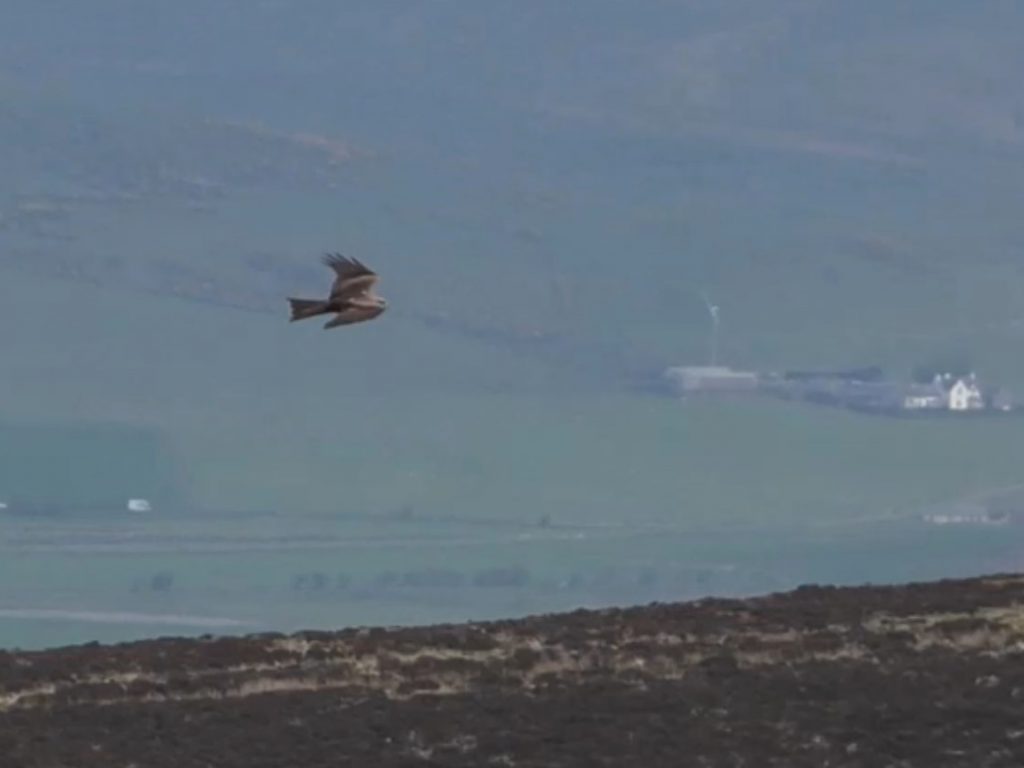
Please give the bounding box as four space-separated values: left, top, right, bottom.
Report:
4 574 1024 767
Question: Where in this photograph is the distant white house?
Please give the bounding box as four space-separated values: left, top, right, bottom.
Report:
901 374 984 412
939 373 984 411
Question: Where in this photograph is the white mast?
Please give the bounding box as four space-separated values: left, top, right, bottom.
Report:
701 291 720 366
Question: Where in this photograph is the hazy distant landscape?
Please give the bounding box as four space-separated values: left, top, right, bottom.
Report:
3 1 1024 649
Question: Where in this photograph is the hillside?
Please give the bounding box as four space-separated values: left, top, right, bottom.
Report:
3 572 1024 766
5 2 1024 379
2 2 1024 522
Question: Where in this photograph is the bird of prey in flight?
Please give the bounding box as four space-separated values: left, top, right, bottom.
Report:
287 253 388 329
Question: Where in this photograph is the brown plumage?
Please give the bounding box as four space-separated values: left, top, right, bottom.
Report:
287 253 388 329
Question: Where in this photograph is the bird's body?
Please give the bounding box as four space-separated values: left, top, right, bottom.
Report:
288 253 388 329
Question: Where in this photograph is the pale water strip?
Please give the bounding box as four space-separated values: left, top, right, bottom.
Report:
0 608 252 628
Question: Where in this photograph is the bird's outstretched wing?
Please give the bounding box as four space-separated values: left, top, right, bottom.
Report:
323 303 386 329
323 253 378 300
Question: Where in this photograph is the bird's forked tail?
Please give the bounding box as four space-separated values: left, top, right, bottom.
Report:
287 297 329 322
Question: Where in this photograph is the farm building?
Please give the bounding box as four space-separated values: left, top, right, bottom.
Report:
944 374 984 411
763 369 1006 415
663 366 759 394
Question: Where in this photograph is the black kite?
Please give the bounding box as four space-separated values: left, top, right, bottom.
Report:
287 253 388 329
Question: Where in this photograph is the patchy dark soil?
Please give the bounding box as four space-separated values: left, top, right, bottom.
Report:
5 573 1024 766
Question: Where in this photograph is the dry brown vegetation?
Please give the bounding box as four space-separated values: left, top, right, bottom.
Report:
5 573 1024 766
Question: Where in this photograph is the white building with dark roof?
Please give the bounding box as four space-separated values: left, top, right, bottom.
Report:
948 379 983 410
933 373 985 411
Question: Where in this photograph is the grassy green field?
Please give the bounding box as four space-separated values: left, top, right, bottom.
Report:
0 420 184 510
2 260 1023 526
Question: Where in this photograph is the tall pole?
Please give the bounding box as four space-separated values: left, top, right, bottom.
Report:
709 304 719 366
702 292 720 367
